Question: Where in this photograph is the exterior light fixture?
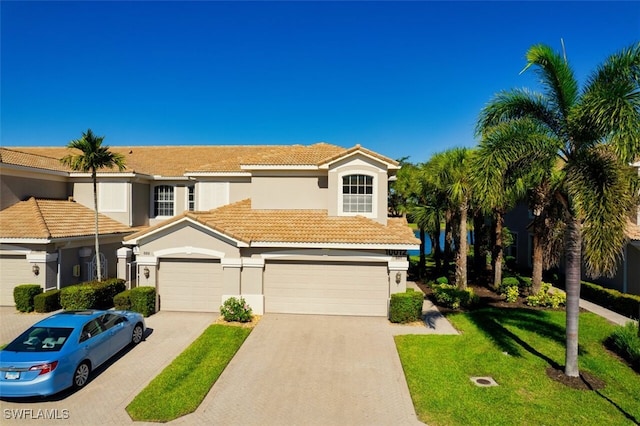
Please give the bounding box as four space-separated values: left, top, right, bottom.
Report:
32 264 40 276
395 271 402 284
143 266 150 279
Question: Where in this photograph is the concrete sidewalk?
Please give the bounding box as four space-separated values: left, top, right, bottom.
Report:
579 298 639 326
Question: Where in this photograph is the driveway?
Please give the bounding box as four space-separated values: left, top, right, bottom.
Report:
175 314 426 426
0 308 215 425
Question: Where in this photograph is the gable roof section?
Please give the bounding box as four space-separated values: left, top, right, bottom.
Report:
0 198 133 240
318 144 399 170
125 199 419 249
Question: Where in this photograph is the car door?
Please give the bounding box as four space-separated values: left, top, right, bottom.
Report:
79 318 111 367
101 313 130 353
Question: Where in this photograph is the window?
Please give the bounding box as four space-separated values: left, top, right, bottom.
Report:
154 185 174 216
188 185 195 211
342 174 373 213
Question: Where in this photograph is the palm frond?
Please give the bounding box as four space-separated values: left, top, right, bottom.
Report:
565 146 634 277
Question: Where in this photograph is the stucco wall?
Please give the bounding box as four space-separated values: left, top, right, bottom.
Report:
250 172 327 210
0 172 68 210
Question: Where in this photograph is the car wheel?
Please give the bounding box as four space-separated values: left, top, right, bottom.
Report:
73 362 90 389
131 324 144 345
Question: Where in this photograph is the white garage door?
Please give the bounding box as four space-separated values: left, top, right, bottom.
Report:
158 258 223 312
264 261 389 316
0 255 33 307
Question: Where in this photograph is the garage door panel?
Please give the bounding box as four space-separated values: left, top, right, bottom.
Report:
264 261 389 316
159 259 222 312
0 255 33 307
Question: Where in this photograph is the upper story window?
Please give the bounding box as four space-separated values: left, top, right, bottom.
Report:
342 174 373 213
187 185 195 211
154 185 174 216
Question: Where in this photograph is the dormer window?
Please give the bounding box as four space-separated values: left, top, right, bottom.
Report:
342 174 373 213
154 185 174 216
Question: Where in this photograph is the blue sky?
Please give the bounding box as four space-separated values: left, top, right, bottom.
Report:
2 1 638 162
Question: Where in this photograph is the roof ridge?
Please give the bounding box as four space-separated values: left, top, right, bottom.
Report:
30 197 52 238
0 147 62 162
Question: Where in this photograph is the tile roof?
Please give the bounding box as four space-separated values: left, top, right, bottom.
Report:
9 143 395 176
627 220 640 241
0 148 71 172
0 198 133 239
126 199 419 246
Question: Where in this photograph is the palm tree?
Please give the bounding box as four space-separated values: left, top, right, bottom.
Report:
477 43 640 377
428 148 474 289
61 129 126 281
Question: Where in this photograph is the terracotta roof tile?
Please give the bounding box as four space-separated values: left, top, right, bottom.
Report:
0 148 71 172
0 198 133 239
12 143 350 176
627 220 640 241
127 199 419 246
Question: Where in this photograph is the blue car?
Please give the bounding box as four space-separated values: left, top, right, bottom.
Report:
0 310 145 398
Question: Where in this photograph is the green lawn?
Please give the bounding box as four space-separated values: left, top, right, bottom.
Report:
126 324 251 422
396 308 640 425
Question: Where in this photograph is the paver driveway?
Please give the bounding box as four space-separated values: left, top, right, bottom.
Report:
176 314 425 426
0 309 215 425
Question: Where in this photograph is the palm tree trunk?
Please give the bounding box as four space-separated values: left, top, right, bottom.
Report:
444 212 453 276
433 226 442 275
93 170 101 281
564 215 582 377
531 232 544 294
492 211 504 291
455 200 468 290
473 212 485 282
419 227 426 278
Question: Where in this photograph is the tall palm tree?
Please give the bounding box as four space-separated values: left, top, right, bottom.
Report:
477 43 639 377
61 129 126 281
428 148 474 289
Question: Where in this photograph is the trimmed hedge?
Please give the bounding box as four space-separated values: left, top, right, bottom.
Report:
13 284 43 312
115 287 156 317
114 289 132 310
581 281 640 319
130 287 156 317
60 278 126 310
390 289 424 323
34 290 61 313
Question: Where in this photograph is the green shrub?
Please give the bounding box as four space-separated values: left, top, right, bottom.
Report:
34 290 61 313
13 284 43 312
581 281 640 319
389 290 424 323
130 287 156 317
432 284 479 310
60 285 96 310
59 278 126 310
114 289 132 310
220 297 253 323
504 286 520 303
435 276 449 285
607 322 640 371
525 283 566 308
499 277 520 294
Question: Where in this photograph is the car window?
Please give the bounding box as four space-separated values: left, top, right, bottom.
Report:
3 327 73 352
100 313 125 330
80 319 104 342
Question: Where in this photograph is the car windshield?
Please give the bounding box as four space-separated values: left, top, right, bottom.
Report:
3 327 74 352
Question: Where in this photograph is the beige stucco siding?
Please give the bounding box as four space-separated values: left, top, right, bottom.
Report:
136 222 241 259
263 260 389 316
327 155 389 224
0 172 68 211
251 173 328 210
131 182 150 226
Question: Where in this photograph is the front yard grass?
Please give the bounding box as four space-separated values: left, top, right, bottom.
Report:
126 324 251 422
396 308 640 425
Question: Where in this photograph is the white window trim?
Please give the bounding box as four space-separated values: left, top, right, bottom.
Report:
186 184 196 212
153 184 175 218
338 171 376 219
